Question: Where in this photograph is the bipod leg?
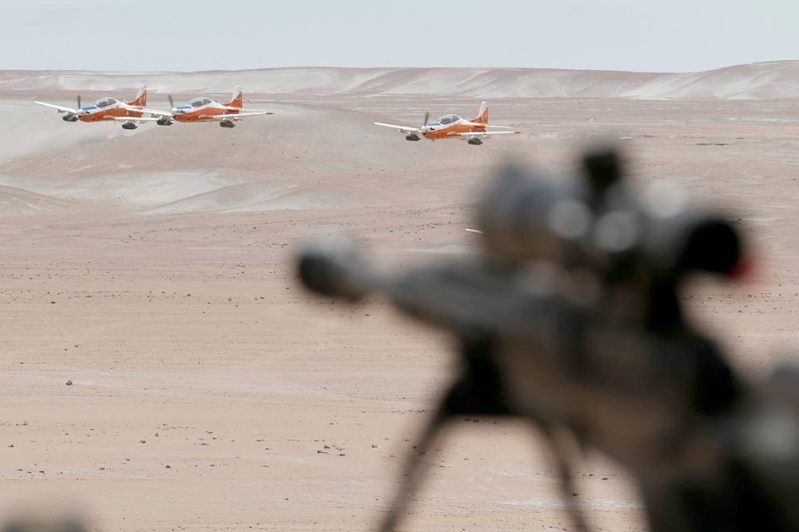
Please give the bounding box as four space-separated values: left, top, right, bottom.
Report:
538 425 591 532
378 398 449 532
379 336 509 531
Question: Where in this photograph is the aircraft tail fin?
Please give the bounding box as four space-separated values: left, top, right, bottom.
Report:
473 101 488 124
128 85 147 107
225 86 243 108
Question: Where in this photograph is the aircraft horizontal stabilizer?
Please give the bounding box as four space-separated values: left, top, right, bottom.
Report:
118 103 147 111
221 106 269 113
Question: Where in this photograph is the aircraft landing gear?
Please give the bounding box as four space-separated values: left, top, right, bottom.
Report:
468 137 483 146
405 133 420 141
219 120 236 128
121 122 138 130
156 118 173 126
62 114 78 122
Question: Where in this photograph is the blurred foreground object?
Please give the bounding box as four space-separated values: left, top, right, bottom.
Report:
2 519 87 532
297 147 799 532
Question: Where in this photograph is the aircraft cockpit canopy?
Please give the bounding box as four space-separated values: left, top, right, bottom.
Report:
189 97 213 108
95 97 117 108
438 114 462 125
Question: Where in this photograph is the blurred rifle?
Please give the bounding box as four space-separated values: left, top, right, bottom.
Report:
297 148 799 532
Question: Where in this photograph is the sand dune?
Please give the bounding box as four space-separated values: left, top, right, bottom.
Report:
3 61 799 100
0 183 75 216
146 182 337 215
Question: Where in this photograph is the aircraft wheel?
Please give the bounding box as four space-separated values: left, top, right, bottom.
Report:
122 122 137 130
220 120 235 128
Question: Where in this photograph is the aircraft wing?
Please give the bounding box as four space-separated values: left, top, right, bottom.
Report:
374 122 421 133
34 101 79 114
213 111 274 119
448 130 520 137
119 105 172 117
108 116 162 122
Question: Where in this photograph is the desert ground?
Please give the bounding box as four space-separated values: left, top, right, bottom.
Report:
1 64 798 531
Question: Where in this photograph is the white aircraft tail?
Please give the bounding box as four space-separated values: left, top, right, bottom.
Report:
473 101 488 124
128 85 147 107
226 86 243 108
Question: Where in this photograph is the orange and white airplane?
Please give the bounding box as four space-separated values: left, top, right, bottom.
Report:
374 101 519 145
141 87 272 128
35 87 150 130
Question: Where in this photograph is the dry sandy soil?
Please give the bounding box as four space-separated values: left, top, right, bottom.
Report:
1 63 799 531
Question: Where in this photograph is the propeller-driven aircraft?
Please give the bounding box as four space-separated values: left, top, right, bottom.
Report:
35 87 150 130
374 101 519 145
141 87 272 128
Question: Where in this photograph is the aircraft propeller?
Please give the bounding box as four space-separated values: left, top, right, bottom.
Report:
61 94 84 122
152 94 176 126
168 94 186 115
423 112 429 128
